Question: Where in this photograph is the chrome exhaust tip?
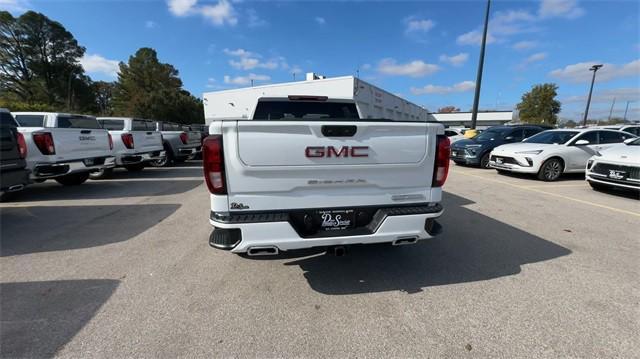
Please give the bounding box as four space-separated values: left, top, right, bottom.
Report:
392 236 419 246
246 246 279 256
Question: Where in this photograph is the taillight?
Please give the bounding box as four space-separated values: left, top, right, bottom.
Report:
432 135 451 187
16 132 27 159
203 135 226 194
108 133 114 150
33 132 55 155
121 133 134 149
179 132 188 145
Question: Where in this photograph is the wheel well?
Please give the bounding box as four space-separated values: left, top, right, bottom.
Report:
543 156 566 172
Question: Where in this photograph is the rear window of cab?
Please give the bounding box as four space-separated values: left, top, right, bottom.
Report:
14 114 45 127
99 119 125 130
57 115 100 129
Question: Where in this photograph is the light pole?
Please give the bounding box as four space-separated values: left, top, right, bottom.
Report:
469 0 491 131
582 64 603 126
607 97 616 121
623 101 633 122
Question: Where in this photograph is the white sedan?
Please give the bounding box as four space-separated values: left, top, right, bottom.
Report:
489 128 636 181
586 137 640 192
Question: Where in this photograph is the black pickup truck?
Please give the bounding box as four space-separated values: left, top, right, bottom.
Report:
0 109 29 200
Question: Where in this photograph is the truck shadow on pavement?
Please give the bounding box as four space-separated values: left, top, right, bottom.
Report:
1 279 119 358
284 192 572 295
0 204 180 256
12 179 202 201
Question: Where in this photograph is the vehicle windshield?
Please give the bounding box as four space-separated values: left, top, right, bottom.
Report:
627 137 640 146
474 128 511 141
523 131 578 144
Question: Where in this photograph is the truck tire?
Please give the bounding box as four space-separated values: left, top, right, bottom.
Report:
55 172 90 186
149 146 173 167
124 163 145 172
89 168 113 180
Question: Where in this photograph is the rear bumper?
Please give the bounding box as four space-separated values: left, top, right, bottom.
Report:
177 146 201 157
116 150 166 166
0 168 30 192
209 204 444 253
31 156 116 179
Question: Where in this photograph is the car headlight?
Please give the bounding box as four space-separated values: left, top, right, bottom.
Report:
515 150 543 155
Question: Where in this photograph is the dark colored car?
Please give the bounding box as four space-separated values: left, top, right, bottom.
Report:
450 125 551 168
0 109 29 200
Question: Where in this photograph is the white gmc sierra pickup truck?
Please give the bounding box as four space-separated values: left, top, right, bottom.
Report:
95 117 165 177
203 75 450 256
13 112 115 185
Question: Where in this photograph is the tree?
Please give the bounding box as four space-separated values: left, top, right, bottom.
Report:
438 106 460 113
92 81 116 115
516 83 561 125
564 120 577 128
0 11 86 108
113 48 203 123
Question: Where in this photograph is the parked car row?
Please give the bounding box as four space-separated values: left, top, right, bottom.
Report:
0 109 207 200
449 123 639 195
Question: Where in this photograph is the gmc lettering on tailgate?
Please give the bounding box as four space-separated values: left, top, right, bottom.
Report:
305 146 369 158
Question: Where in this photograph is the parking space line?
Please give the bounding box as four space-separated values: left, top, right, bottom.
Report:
455 171 640 218
522 184 587 188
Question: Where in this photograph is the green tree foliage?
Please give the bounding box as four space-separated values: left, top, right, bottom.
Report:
516 83 561 125
0 11 89 110
113 48 204 124
92 81 116 115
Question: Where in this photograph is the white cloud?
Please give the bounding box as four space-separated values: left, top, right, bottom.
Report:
404 17 435 33
315 17 326 25
223 73 270 86
549 59 640 83
80 54 120 78
539 0 585 19
247 9 267 27
512 40 538 50
1 0 30 12
563 88 640 104
457 4 583 47
377 58 440 78
223 48 255 57
167 0 237 26
439 53 469 67
145 20 157 29
223 48 285 70
410 81 476 95
456 29 496 46
167 0 197 16
524 52 547 64
229 57 277 70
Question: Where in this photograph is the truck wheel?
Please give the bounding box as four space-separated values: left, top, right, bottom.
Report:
124 163 145 172
480 153 491 169
55 172 90 186
537 158 563 181
89 168 113 180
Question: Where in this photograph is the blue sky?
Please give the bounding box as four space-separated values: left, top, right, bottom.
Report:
3 0 639 121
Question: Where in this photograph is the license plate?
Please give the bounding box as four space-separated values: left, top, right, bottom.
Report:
315 209 355 231
608 170 626 180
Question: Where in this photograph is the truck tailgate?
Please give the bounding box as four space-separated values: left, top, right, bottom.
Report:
52 128 112 160
132 131 163 152
224 121 442 211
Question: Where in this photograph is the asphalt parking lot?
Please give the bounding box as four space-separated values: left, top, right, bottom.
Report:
1 162 638 358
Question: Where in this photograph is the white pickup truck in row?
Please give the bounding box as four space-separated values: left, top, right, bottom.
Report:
95 117 165 177
202 75 449 256
13 112 115 185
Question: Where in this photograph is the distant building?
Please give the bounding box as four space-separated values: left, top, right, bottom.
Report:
430 111 514 127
